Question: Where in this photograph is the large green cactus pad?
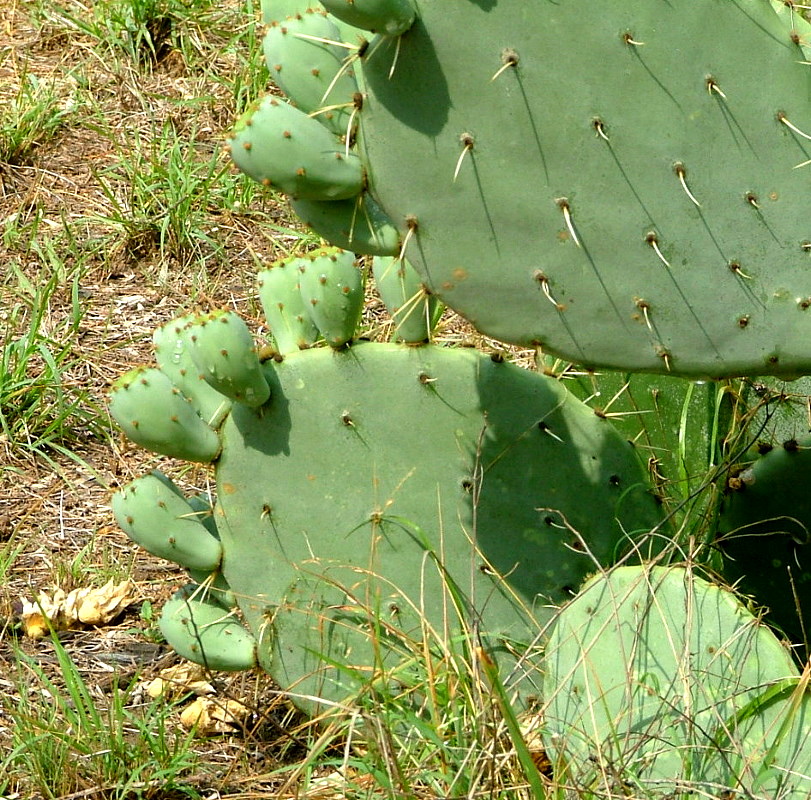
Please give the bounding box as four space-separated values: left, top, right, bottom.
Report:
542 566 811 797
211 342 662 710
353 0 811 377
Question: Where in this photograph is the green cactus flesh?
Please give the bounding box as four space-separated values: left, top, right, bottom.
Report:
108 367 221 462
152 315 232 428
186 310 271 408
261 0 318 25
738 375 811 458
210 341 662 711
542 565 811 797
319 0 415 36
184 494 239 609
547 365 733 513
296 247 364 347
184 569 237 611
257 257 320 355
711 375 811 645
263 9 359 138
260 1 367 46
770 0 811 62
290 194 401 256
372 256 441 343
111 249 663 710
228 97 363 200
344 0 811 377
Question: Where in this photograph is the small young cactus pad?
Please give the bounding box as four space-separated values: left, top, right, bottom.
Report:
109 367 221 462
112 471 223 572
296 246 364 347
372 256 441 342
228 97 363 200
263 9 359 138
153 315 232 428
319 0 416 36
185 310 271 408
257 257 320 355
160 585 258 672
290 194 401 257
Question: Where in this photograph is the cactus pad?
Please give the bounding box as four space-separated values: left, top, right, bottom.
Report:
109 367 221 462
111 249 664 712
263 9 359 137
228 97 363 200
296 246 364 346
542 565 811 797
257 257 320 355
213 340 662 709
186 310 271 408
153 315 232 428
719 436 811 646
290 195 401 256
160 585 258 672
243 1 811 377
372 256 441 342
112 471 223 572
356 1 811 376
319 0 415 36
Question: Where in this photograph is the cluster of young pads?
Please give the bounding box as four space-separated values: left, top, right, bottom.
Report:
108 0 811 795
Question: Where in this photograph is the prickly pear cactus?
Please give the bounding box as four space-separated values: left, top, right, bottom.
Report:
109 248 663 712
237 0 811 378
542 565 811 797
